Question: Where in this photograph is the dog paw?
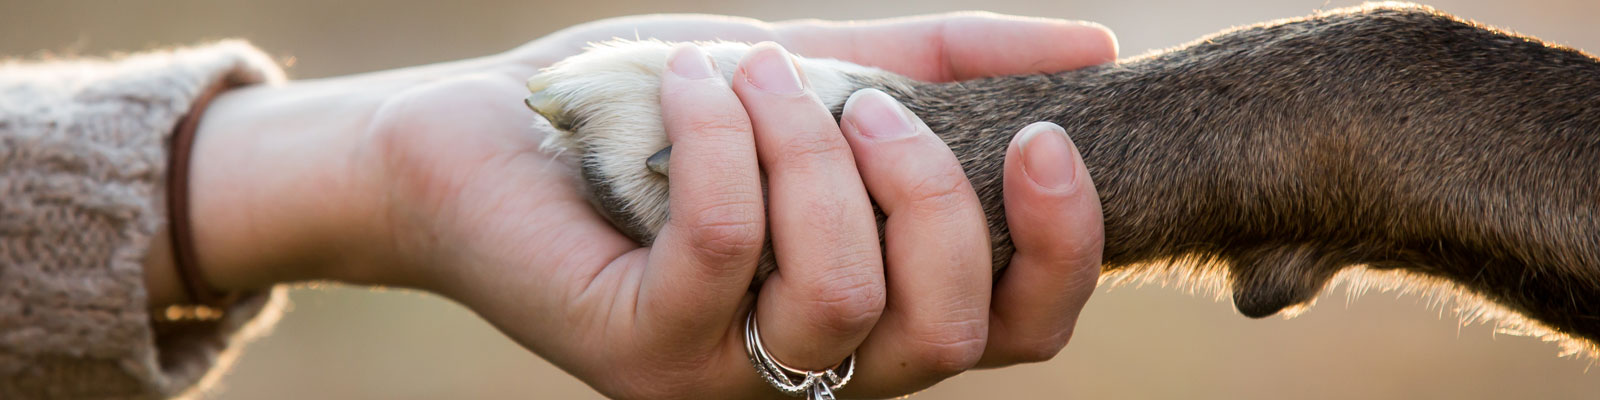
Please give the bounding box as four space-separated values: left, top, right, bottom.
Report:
525 40 887 243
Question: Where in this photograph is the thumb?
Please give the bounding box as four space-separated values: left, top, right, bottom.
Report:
982 121 1104 365
1004 121 1102 263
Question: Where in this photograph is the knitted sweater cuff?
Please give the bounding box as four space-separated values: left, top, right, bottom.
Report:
0 40 290 399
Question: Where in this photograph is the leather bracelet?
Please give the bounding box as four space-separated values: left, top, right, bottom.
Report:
164 79 244 317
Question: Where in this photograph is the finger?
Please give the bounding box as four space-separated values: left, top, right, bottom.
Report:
734 42 886 370
775 12 1118 81
638 44 766 344
979 121 1103 366
836 89 992 396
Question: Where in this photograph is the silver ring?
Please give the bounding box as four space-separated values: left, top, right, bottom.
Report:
744 307 855 399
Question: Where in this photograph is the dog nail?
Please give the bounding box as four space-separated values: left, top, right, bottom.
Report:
647 146 671 176
526 73 550 92
1018 122 1078 190
527 92 561 122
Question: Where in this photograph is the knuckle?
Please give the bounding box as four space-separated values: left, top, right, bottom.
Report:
772 131 853 168
679 114 749 136
682 200 764 265
1036 228 1105 272
904 326 987 375
1072 230 1108 261
900 165 976 216
802 265 886 336
796 196 852 227
1003 328 1074 364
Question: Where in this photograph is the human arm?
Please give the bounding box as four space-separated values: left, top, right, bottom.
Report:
0 12 1112 399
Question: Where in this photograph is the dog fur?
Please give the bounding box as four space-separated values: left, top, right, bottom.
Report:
526 2 1600 357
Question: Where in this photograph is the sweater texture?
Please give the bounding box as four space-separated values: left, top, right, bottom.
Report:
0 41 290 399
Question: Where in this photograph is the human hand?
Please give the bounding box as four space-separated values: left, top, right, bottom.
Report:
153 12 1113 399
623 40 1107 398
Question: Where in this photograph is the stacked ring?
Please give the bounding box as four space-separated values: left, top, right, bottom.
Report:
743 307 856 399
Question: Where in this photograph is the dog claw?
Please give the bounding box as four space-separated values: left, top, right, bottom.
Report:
647 146 671 176
526 73 551 92
526 91 563 125
525 73 571 126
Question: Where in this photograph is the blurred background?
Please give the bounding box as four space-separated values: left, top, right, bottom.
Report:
5 0 1598 398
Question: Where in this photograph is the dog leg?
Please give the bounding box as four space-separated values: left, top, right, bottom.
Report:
528 3 1600 356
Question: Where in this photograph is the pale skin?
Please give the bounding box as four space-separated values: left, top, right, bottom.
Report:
142 13 1113 399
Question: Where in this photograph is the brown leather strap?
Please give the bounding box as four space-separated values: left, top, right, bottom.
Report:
166 80 240 310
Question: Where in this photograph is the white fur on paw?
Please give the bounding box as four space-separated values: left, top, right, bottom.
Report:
526 39 886 241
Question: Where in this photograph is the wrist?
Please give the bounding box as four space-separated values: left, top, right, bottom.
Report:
183 80 392 293
177 55 514 295
144 53 528 308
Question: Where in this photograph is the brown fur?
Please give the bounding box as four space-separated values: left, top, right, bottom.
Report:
852 3 1600 351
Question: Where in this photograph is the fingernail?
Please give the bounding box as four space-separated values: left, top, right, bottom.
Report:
841 89 916 140
742 43 804 94
668 44 717 80
1018 122 1078 190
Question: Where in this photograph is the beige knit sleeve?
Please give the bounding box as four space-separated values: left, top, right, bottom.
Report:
0 41 290 399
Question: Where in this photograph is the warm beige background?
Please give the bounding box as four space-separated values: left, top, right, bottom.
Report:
5 0 1598 398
